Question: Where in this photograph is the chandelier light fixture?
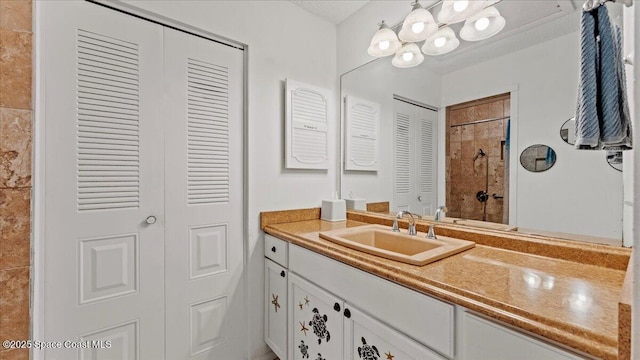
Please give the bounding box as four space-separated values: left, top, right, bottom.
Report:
368 0 506 68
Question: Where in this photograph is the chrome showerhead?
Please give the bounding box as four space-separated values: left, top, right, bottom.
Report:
472 148 486 161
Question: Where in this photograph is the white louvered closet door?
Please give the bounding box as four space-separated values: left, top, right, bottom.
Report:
415 107 438 216
393 100 415 213
163 29 244 360
392 99 437 215
43 2 165 359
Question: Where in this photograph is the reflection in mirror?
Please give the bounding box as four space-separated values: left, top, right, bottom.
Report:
607 151 623 172
560 118 576 145
340 1 628 245
445 93 510 224
520 145 557 173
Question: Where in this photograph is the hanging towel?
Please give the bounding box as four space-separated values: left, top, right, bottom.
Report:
575 9 599 148
545 146 556 166
604 26 633 150
574 5 633 150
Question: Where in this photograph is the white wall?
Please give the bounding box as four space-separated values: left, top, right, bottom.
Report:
341 59 442 205
623 5 635 247
632 4 640 360
441 32 623 240
116 1 337 358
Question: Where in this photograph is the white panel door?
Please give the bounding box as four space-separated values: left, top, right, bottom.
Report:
393 99 438 215
163 28 245 360
43 1 164 359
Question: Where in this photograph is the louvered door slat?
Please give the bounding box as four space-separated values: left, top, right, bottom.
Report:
421 120 434 193
186 58 230 205
76 29 140 211
395 113 411 195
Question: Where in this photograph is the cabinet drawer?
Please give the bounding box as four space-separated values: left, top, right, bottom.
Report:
461 312 584 360
265 234 288 267
290 244 455 358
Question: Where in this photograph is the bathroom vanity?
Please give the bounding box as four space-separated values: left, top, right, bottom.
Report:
262 208 631 360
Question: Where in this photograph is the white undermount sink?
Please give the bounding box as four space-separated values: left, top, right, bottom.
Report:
319 224 475 266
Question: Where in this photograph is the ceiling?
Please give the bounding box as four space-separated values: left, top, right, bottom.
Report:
288 0 370 24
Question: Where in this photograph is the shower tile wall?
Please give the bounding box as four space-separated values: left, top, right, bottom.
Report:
0 0 32 358
446 94 510 223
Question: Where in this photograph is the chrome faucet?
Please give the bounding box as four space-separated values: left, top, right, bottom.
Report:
392 211 417 235
426 206 447 239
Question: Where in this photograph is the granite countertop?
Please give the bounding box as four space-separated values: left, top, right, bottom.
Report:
262 210 631 360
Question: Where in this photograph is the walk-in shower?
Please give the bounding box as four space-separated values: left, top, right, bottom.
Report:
445 92 510 223
473 148 489 221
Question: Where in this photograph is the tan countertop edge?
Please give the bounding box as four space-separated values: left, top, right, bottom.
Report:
618 255 633 360
260 207 321 230
264 226 619 360
346 210 631 271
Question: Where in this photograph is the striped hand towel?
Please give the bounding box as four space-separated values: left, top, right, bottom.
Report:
575 9 600 148
574 5 632 150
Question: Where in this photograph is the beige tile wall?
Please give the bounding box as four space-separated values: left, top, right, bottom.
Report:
446 94 509 223
0 0 32 358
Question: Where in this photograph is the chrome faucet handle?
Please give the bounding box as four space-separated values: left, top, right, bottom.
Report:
408 223 417 236
426 225 437 239
395 211 417 235
434 206 448 221
427 206 447 239
392 218 400 232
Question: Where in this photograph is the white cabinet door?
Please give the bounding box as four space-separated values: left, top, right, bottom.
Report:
344 305 446 360
42 2 165 359
163 28 245 360
461 312 583 360
289 273 344 360
290 244 455 358
265 259 288 359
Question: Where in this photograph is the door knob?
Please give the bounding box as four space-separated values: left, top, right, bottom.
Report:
145 216 157 225
417 195 423 201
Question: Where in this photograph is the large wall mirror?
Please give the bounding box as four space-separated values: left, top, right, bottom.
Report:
340 0 629 245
